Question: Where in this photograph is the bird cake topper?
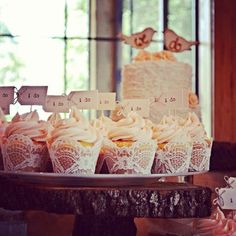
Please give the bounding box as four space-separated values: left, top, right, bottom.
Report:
118 27 157 49
164 28 199 52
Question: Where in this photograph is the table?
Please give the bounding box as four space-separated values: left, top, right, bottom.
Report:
0 176 211 236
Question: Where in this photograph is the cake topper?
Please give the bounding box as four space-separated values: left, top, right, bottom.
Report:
118 27 157 49
164 29 199 52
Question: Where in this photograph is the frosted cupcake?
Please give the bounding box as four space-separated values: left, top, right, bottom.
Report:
91 113 115 173
47 112 62 128
193 207 236 235
47 107 102 174
151 115 192 174
1 110 51 172
103 111 156 174
180 112 212 172
0 108 7 170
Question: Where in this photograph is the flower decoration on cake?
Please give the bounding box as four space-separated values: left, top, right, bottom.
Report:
118 27 157 49
189 91 199 109
164 28 199 52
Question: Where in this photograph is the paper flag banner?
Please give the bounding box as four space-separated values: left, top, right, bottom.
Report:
120 99 150 117
68 90 98 109
164 29 199 52
17 86 48 105
118 27 156 49
151 89 188 110
0 104 10 115
98 92 116 110
0 86 15 105
43 95 70 113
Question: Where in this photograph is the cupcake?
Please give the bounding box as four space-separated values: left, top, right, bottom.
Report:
1 110 51 172
193 207 236 235
103 111 156 174
90 113 115 174
47 107 102 174
180 112 212 172
0 108 7 170
47 112 62 128
151 115 192 174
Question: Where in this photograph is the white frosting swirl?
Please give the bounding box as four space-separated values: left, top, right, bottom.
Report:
47 113 62 127
49 107 101 144
107 112 152 141
152 115 191 144
180 112 207 141
91 114 115 137
5 111 50 142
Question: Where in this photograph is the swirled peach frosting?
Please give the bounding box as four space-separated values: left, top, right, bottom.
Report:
90 113 115 137
49 107 101 145
107 111 152 141
152 115 191 144
179 112 208 141
4 110 50 142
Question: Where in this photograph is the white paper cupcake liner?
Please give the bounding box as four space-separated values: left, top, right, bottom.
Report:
1 134 50 172
48 139 102 174
102 139 156 174
189 139 213 172
152 142 192 174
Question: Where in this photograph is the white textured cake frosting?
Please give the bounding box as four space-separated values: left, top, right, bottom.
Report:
121 50 199 123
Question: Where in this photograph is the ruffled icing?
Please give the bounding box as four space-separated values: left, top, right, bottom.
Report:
152 115 191 144
180 112 208 141
49 107 101 144
133 50 177 62
47 113 62 127
107 111 152 141
91 113 115 137
4 110 50 142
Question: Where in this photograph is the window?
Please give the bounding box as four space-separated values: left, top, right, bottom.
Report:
121 0 212 135
0 0 90 117
0 0 212 135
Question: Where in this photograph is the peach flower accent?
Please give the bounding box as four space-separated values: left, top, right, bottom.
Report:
133 50 177 62
189 91 199 109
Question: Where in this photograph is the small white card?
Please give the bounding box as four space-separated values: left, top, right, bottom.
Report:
0 86 15 105
218 188 236 209
227 177 236 188
17 86 48 105
68 90 98 109
152 89 188 110
43 95 70 113
120 99 150 117
98 92 116 110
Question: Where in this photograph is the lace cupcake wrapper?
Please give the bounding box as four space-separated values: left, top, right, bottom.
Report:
189 139 213 172
102 139 156 174
48 139 102 174
1 134 51 172
152 142 193 174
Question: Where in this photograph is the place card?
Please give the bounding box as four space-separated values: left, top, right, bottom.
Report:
226 177 236 188
217 188 236 210
98 92 116 110
17 86 48 105
0 86 15 105
68 90 98 109
120 99 150 117
43 95 70 113
152 89 188 110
